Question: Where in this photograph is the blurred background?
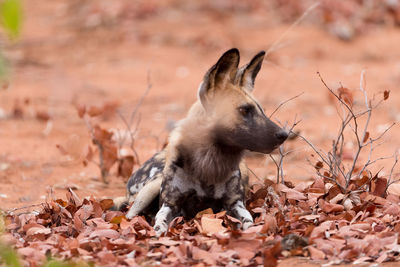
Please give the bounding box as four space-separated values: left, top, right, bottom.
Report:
0 0 400 209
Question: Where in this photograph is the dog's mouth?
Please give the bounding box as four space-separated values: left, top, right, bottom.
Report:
256 145 281 154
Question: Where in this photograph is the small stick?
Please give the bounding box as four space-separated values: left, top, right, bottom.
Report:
269 92 304 118
265 2 320 57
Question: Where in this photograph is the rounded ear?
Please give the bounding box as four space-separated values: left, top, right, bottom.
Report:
237 51 265 92
198 48 240 108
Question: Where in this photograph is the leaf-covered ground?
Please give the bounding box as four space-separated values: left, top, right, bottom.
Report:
2 1 400 266
3 175 400 266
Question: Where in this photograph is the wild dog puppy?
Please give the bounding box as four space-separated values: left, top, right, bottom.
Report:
115 48 288 236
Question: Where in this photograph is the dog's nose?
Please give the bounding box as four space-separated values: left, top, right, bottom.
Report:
275 130 288 143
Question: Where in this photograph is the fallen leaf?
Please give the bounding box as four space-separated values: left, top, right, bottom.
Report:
319 199 344 213
201 217 226 235
89 229 119 239
280 187 307 200
100 199 114 211
308 246 325 260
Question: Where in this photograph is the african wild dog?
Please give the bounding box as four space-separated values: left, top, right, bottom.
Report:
114 48 288 236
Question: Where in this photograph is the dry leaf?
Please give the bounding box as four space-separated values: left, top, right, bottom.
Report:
363 131 370 143
100 199 114 210
315 161 323 170
201 217 226 235
308 246 325 260
338 87 353 106
118 156 135 178
383 90 390 100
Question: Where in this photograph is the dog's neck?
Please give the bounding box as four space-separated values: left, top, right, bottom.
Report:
172 128 243 185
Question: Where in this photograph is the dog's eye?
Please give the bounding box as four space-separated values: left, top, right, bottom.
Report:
238 105 254 117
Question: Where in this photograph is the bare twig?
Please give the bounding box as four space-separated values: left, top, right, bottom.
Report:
265 2 320 57
297 71 397 194
247 166 262 182
386 152 399 190
5 203 45 215
116 71 153 165
128 70 152 128
271 116 301 183
269 92 304 118
117 111 141 165
346 70 371 183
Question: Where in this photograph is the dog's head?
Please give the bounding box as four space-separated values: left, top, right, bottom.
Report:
198 48 288 154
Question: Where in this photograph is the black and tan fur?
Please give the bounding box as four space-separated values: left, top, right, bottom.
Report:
114 49 288 236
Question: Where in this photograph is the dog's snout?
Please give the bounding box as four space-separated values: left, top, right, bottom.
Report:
275 130 288 143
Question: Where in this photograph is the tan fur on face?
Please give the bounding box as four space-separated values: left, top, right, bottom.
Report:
165 83 262 185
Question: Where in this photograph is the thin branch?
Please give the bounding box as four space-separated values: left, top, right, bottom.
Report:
366 122 396 144
386 153 399 190
317 72 355 117
269 92 304 118
5 203 45 215
293 132 330 167
265 2 320 57
247 166 262 182
128 70 152 127
269 154 281 184
117 110 141 165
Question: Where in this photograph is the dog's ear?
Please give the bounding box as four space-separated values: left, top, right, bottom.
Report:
198 48 240 107
237 51 265 92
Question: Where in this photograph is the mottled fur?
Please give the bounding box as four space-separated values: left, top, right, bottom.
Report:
114 48 288 236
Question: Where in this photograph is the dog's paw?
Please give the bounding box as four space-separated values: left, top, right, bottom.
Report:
125 209 138 220
154 223 168 237
242 221 253 230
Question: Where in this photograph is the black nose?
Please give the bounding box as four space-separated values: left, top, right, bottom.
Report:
275 130 288 143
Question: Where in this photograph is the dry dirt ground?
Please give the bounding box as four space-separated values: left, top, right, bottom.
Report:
1 1 400 266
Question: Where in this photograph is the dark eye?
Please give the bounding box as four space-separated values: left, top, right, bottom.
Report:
238 105 254 117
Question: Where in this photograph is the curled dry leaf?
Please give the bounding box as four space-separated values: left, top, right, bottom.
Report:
337 87 353 106
315 161 323 170
371 177 388 197
118 155 135 178
384 90 390 100
363 131 370 143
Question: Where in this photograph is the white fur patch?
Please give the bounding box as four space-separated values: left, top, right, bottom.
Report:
129 183 143 195
154 204 172 236
149 167 159 178
232 200 253 229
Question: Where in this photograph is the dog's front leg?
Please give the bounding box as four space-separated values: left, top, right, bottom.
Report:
154 202 177 236
153 169 181 237
229 199 253 230
223 173 253 230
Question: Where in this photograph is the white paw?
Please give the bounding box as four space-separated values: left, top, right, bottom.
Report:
242 221 253 230
125 209 138 219
154 223 168 237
